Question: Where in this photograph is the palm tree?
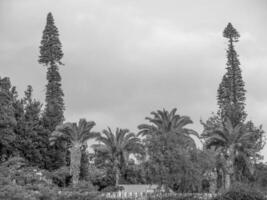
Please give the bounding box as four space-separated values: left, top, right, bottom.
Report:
50 119 97 185
202 117 264 189
93 128 144 186
138 108 199 149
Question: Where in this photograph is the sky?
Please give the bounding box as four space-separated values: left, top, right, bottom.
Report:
1 0 267 160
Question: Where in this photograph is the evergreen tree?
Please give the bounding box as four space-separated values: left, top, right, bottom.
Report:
39 12 64 131
0 77 16 161
13 85 50 168
38 12 67 169
217 23 246 126
202 23 264 189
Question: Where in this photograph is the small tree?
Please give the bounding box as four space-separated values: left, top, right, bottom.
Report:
93 128 144 186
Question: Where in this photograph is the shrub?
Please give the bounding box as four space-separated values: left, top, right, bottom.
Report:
0 183 37 200
70 180 97 192
0 156 52 187
51 166 71 187
213 182 265 200
0 157 100 200
101 185 124 192
55 181 98 200
56 191 99 200
147 194 206 200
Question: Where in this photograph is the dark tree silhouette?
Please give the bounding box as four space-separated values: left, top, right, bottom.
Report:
217 23 246 126
39 12 64 131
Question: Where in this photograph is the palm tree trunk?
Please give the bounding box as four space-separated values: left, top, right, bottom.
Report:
209 170 217 194
225 157 234 190
70 145 82 186
114 159 120 186
115 167 119 186
225 173 231 190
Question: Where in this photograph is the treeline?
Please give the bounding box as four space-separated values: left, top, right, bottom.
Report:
0 12 266 193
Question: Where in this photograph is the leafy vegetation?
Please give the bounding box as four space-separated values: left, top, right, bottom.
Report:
0 12 266 198
213 182 266 200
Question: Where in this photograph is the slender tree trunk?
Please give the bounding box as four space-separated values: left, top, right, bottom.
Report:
221 169 225 191
114 159 120 186
209 170 217 194
225 173 231 190
70 145 82 186
115 167 120 186
225 152 234 190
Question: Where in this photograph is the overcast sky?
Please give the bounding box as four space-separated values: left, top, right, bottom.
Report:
1 0 267 160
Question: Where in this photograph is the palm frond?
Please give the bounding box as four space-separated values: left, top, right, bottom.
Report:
183 128 200 138
205 137 226 150
50 119 96 149
137 124 158 137
175 116 193 129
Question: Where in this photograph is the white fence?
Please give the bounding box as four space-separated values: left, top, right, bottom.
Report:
103 192 217 200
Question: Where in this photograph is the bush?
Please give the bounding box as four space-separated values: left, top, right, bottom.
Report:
70 180 97 191
55 181 98 200
0 181 99 200
56 191 99 200
0 156 52 187
0 157 56 200
101 185 124 192
0 183 37 200
51 166 71 187
0 157 101 200
213 182 265 200
147 194 208 200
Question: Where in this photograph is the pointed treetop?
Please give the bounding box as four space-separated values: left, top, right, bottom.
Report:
223 23 240 42
218 23 246 126
46 12 55 25
39 12 63 66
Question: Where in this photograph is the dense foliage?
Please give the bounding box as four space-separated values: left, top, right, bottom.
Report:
213 182 266 200
0 157 99 200
0 12 266 198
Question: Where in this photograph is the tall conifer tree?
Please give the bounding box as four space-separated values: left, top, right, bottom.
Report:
38 12 67 169
217 23 246 126
202 23 264 189
39 12 64 131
